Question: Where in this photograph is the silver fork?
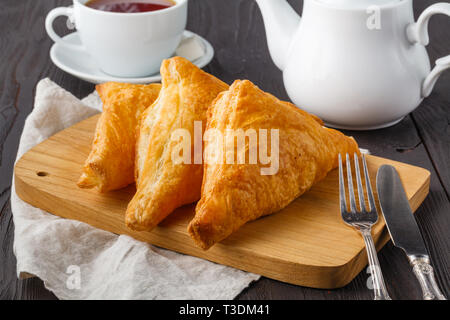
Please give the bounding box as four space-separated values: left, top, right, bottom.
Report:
339 153 391 300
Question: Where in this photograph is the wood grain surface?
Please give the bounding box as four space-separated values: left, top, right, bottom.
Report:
0 0 449 299
14 114 431 289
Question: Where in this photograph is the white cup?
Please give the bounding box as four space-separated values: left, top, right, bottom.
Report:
46 0 188 77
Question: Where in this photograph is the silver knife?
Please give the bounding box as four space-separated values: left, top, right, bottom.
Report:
376 165 446 300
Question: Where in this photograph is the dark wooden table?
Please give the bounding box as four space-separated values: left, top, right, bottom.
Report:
0 0 449 300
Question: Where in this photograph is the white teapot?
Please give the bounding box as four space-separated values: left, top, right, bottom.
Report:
255 0 450 130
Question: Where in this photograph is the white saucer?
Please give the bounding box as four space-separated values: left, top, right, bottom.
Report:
50 30 214 84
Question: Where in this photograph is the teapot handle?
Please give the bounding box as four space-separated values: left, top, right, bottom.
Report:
407 3 450 98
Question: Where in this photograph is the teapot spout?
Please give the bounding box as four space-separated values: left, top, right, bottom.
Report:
255 0 300 71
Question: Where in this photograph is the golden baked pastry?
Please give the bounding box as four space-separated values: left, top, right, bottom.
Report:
188 80 360 249
126 57 229 231
77 82 161 192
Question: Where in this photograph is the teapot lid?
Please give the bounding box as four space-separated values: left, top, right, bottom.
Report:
317 0 400 9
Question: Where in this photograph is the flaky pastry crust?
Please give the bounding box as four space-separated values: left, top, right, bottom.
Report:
77 82 161 192
188 80 360 249
126 57 228 231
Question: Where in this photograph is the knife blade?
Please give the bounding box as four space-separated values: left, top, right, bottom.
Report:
376 165 446 300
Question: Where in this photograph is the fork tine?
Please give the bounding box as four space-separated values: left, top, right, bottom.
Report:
354 153 366 211
346 153 357 212
338 154 347 213
362 154 376 211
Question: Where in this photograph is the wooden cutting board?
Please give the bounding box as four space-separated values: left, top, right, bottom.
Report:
14 114 430 289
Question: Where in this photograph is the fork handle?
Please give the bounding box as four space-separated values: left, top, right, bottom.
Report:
361 228 392 300
409 256 446 300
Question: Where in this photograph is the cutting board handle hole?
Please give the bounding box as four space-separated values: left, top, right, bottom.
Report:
36 171 49 177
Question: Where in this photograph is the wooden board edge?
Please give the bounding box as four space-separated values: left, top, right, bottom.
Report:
13 136 432 289
15 165 425 289
13 167 370 289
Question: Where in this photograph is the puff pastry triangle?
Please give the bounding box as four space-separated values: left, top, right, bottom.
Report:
78 82 161 192
188 80 360 249
126 57 228 231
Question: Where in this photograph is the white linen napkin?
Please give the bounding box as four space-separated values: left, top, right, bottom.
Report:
11 78 260 300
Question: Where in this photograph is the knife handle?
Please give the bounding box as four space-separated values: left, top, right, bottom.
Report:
409 256 447 300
